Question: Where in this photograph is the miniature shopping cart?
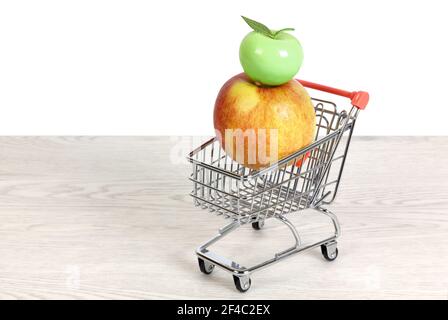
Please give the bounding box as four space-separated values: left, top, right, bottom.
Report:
188 80 369 292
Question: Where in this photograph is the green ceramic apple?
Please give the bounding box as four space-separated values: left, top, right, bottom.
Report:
239 16 304 86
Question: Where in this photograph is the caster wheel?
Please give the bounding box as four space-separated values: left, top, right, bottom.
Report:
233 275 251 293
198 258 214 275
321 242 338 261
252 220 264 230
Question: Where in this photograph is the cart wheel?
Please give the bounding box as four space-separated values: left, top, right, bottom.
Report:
233 275 251 293
321 242 338 261
198 258 214 274
252 220 264 230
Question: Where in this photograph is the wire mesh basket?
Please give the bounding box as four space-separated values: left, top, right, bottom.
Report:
188 79 369 292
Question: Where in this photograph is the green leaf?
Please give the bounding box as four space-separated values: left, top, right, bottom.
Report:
273 28 295 38
241 16 275 38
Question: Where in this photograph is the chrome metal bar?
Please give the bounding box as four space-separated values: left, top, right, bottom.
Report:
314 206 341 238
309 112 350 206
196 210 339 276
275 214 301 248
324 119 356 204
197 220 241 251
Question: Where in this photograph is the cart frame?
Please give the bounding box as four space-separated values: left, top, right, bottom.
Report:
188 79 369 292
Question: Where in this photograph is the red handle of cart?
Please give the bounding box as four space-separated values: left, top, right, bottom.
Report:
297 79 369 110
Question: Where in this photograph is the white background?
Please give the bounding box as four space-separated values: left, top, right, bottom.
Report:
1 0 447 136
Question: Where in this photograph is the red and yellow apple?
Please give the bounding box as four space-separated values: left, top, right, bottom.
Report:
214 73 315 170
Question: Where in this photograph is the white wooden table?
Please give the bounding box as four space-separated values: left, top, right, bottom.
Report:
0 137 447 299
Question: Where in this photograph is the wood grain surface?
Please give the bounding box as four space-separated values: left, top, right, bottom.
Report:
0 136 447 300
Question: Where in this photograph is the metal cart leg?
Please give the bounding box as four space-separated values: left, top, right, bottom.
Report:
314 206 341 261
196 220 253 292
314 206 341 238
196 207 341 292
